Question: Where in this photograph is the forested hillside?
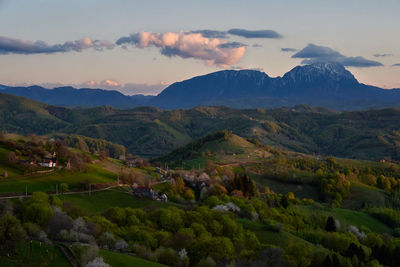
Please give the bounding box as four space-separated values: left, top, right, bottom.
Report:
1 93 400 161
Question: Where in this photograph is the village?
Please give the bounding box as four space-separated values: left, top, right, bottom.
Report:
125 157 211 203
19 151 58 168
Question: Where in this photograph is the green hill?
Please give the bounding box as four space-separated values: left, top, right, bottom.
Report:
155 130 266 168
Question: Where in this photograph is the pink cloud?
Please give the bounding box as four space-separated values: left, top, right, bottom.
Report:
116 31 246 67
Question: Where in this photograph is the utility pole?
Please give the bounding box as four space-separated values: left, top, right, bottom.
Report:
56 184 58 195
25 185 27 197
89 184 91 196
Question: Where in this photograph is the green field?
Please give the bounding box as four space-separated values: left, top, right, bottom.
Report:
59 189 180 215
297 205 392 234
100 249 166 267
0 241 70 267
0 164 117 194
343 183 388 209
238 218 312 247
250 172 320 201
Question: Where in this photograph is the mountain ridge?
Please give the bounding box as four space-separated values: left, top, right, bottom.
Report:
2 62 400 110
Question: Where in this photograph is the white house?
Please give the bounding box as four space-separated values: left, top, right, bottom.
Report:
38 159 56 168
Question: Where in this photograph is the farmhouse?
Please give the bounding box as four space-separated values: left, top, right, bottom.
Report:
19 160 36 166
132 186 168 202
38 159 57 168
126 158 140 167
132 186 156 198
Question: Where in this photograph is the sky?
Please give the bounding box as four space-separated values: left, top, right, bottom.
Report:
0 0 399 95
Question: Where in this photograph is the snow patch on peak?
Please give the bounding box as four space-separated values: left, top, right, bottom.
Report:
283 62 357 83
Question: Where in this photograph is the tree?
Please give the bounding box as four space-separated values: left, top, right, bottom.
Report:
230 174 257 197
183 188 195 201
24 202 54 227
99 151 108 161
70 153 87 172
60 183 69 193
175 177 185 194
4 151 17 165
81 245 100 265
281 195 289 208
159 208 184 232
102 207 126 226
286 192 295 200
47 211 73 237
195 257 216 267
0 214 26 252
85 257 110 267
31 191 50 203
156 247 180 266
377 175 391 190
172 228 195 249
205 160 217 174
326 216 337 232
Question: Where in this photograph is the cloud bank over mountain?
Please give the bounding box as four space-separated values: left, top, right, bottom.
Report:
293 44 383 67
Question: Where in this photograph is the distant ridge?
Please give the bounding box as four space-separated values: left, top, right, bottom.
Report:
0 85 153 109
2 62 400 110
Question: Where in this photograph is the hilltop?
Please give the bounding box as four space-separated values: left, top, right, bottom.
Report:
155 131 264 167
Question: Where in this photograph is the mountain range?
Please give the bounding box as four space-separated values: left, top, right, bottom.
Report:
1 62 400 110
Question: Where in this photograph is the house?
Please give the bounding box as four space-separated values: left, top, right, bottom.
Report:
126 158 141 167
38 159 57 168
155 167 167 176
132 186 157 199
182 172 211 190
132 186 167 201
159 194 168 202
19 160 36 166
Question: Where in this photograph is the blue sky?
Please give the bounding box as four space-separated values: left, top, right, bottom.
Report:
0 0 399 94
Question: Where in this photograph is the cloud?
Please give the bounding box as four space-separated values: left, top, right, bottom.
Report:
116 31 246 67
292 43 383 67
227 28 282 39
374 53 392 58
217 42 247 48
190 30 228 39
252 44 262 48
0 36 114 55
392 63 400 67
281 47 297 52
